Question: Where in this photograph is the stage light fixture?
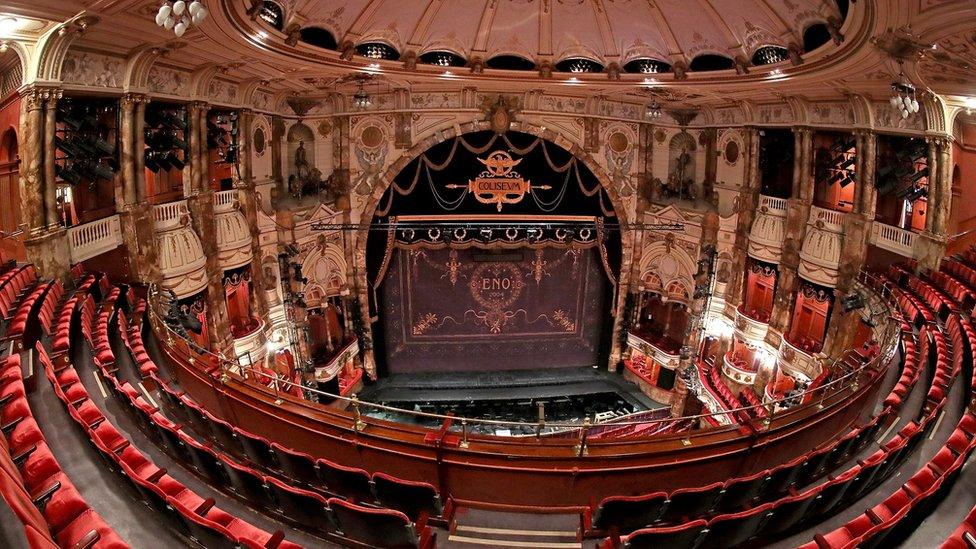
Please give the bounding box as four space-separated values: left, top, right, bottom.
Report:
841 292 864 313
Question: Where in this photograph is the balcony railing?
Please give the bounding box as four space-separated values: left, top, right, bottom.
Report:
758 195 788 216
870 222 919 259
214 190 238 213
735 304 770 344
67 214 123 263
152 200 189 232
809 205 845 232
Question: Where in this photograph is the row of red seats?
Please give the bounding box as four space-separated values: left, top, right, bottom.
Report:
0 265 36 320
801 272 972 548
596 292 925 545
105 292 437 547
882 322 920 412
930 269 976 311
891 265 958 318
590 404 896 541
0 350 125 547
6 281 55 352
53 284 308 549
704 365 758 423
38 339 300 549
884 276 936 325
51 275 96 359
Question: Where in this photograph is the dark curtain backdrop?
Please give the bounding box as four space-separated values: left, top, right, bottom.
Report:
378 245 609 373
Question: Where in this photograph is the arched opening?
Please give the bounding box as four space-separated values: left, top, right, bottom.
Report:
258 1 285 31
485 55 536 71
364 130 621 380
689 54 735 72
664 131 698 200
803 23 832 53
300 27 337 50
285 122 318 198
0 126 23 261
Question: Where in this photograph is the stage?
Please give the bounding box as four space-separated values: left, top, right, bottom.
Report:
358 367 665 434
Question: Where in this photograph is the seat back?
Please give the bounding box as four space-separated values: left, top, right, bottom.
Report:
265 477 333 533
271 443 318 486
592 492 668 533
659 482 723 523
238 432 278 470
329 497 420 548
622 519 707 549
372 472 442 521
168 499 238 549
316 458 374 503
221 458 272 508
700 503 773 549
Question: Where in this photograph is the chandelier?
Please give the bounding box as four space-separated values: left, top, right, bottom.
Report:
155 1 208 38
890 67 919 119
352 80 371 110
646 100 662 119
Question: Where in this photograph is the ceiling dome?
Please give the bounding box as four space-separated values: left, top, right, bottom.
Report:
268 0 842 72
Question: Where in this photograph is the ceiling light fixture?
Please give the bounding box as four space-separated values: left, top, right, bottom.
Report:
646 100 662 119
890 64 919 119
155 1 208 38
352 80 371 110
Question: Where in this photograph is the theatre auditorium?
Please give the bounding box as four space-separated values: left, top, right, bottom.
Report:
2 1 976 547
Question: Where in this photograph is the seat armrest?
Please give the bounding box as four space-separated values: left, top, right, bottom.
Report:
70 530 100 549
264 530 286 548
32 480 62 506
12 443 37 464
148 468 168 483
193 497 216 516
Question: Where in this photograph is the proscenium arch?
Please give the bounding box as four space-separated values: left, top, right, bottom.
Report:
353 121 635 373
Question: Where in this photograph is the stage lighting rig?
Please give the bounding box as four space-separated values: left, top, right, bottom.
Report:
55 98 119 189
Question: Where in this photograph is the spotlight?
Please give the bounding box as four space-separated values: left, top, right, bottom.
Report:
841 292 864 313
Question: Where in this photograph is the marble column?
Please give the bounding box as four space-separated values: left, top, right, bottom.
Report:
917 136 951 273
21 87 70 280
724 127 760 316
119 93 159 284
18 88 47 236
43 91 60 230
236 109 270 320
186 103 232 353
765 128 812 348
824 131 875 357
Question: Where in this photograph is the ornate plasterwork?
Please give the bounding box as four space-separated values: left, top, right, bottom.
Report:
215 209 253 270
798 225 843 288
147 65 190 96
156 227 208 297
301 242 348 307
748 212 787 264
60 50 124 88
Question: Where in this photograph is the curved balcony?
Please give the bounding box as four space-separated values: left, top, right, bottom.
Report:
314 339 360 383
799 224 843 288
734 304 770 344
232 318 267 366
748 195 789 264
778 335 824 380
627 331 681 370
809 205 845 233
722 351 758 386
153 199 191 233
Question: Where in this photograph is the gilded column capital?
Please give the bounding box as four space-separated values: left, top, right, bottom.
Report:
121 92 151 106
22 86 62 111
